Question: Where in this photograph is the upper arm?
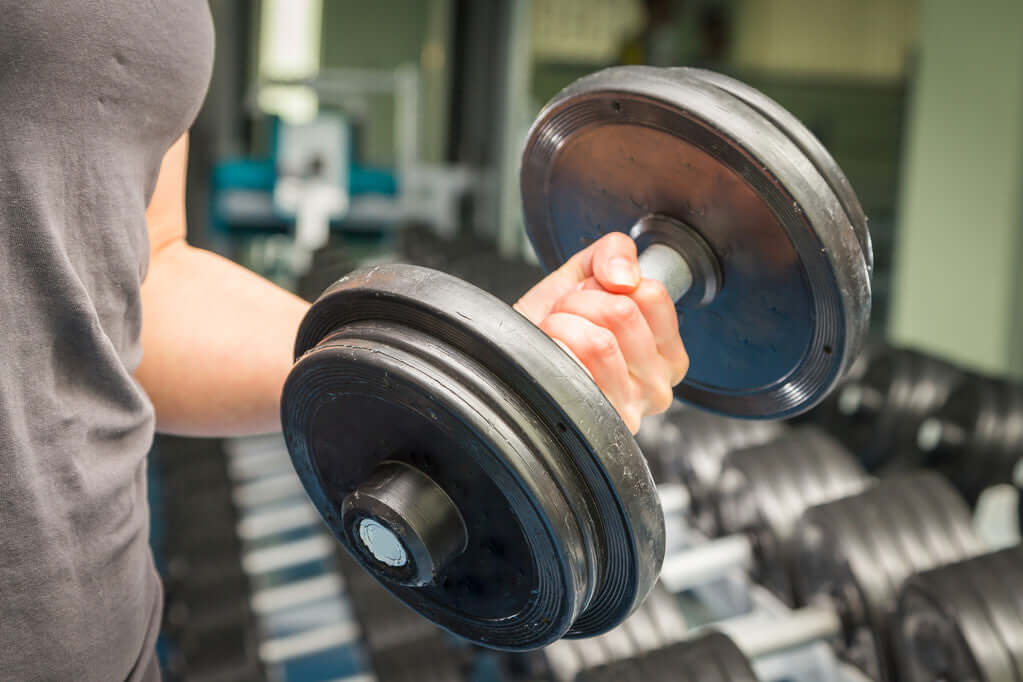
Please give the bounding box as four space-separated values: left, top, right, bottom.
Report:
146 133 190 261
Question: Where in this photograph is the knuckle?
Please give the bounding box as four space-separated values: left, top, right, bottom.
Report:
675 347 690 382
550 292 578 315
540 315 576 346
538 315 559 336
669 355 689 386
608 296 640 325
588 330 620 360
636 279 671 306
651 382 675 414
623 407 643 434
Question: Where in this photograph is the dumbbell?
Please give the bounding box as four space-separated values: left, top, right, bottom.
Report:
831 346 965 471
513 429 862 679
791 341 881 433
280 66 872 649
897 543 1023 681
579 472 982 682
916 377 1023 504
575 632 758 682
513 583 690 682
636 406 787 533
653 426 869 603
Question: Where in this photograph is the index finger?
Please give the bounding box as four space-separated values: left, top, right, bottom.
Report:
515 232 639 324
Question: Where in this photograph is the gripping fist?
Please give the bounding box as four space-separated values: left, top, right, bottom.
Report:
515 233 688 433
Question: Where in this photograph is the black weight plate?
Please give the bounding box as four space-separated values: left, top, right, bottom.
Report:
922 379 1023 505
575 632 758 682
635 403 691 485
282 265 663 649
889 351 967 464
951 381 1023 504
637 408 786 494
794 340 881 435
897 545 1023 682
715 426 869 603
793 472 982 681
521 66 871 419
635 408 785 534
684 68 872 276
539 582 689 681
835 347 965 472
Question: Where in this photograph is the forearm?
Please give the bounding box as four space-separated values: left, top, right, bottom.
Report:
136 241 310 436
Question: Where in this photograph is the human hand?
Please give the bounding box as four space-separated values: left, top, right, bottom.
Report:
515 233 688 433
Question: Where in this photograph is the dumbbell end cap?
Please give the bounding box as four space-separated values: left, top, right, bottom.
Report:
342 460 468 587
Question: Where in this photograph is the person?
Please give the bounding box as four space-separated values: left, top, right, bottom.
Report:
0 3 688 681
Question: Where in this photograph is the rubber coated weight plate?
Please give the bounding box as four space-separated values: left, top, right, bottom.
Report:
635 403 691 485
637 408 786 493
636 408 786 534
575 632 758 682
897 545 1023 682
921 378 1023 504
793 472 983 681
836 347 965 472
521 66 872 419
684 68 872 275
282 265 663 649
540 583 688 681
714 426 870 603
794 341 881 438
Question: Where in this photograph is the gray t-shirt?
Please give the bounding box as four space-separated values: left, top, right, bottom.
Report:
0 2 213 679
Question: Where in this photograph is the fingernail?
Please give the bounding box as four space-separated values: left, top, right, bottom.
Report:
608 257 639 287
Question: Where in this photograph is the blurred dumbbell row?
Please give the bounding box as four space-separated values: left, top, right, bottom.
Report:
157 413 1023 682
155 231 1022 681
797 342 1023 543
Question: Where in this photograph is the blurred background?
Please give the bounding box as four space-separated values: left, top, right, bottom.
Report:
156 1 1023 681
189 0 1023 376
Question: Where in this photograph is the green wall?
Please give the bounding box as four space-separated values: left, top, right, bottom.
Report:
889 0 1023 375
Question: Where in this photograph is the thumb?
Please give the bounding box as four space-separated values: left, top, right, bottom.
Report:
590 232 640 294
515 232 640 323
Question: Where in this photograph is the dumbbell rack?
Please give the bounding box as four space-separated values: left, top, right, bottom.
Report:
154 434 878 682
